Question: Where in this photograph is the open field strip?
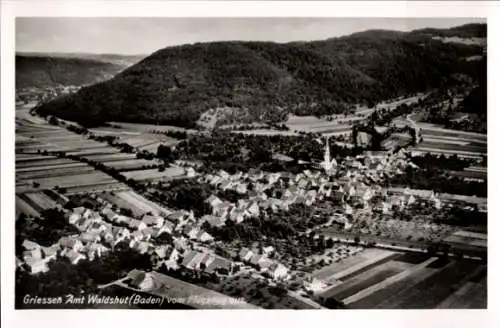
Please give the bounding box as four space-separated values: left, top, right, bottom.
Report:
349 257 450 308
34 134 88 142
106 158 160 170
115 190 172 216
16 154 58 162
67 147 119 156
17 162 88 172
121 167 185 181
436 265 486 308
65 183 130 195
457 276 487 308
421 137 470 146
108 122 196 134
16 195 41 218
89 127 142 136
417 141 485 153
23 192 59 210
420 125 487 139
84 152 138 162
43 189 70 205
353 258 456 309
15 172 118 193
446 170 486 180
453 230 487 240
17 193 45 213
314 249 399 282
16 167 97 180
383 259 478 308
443 235 487 248
342 257 439 305
16 157 77 168
410 147 485 158
466 166 487 172
138 141 164 152
231 129 299 136
319 259 408 300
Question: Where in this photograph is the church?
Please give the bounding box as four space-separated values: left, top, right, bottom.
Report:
320 136 337 174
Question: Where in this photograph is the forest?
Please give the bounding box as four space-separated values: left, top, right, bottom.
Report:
34 24 486 128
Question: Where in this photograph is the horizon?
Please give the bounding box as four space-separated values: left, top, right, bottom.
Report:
16 18 485 56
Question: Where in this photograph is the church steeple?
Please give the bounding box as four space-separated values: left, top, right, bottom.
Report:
324 136 331 165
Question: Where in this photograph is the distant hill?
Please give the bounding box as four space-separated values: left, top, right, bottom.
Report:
35 23 486 128
16 53 144 89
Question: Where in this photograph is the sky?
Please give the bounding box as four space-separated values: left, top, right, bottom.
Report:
16 17 486 55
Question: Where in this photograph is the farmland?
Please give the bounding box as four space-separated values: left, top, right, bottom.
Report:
314 251 486 309
121 167 186 182
100 190 172 217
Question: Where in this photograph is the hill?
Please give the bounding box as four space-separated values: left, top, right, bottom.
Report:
16 55 139 89
35 23 486 128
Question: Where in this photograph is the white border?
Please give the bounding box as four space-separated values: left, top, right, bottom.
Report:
2 1 499 328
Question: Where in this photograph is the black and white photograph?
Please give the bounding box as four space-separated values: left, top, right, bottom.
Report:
1 1 497 326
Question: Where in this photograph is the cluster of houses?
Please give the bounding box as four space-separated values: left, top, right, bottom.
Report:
17 201 222 275
238 247 290 281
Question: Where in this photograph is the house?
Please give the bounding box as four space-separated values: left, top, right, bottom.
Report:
136 227 153 242
85 243 109 261
155 220 175 236
173 237 189 252
184 225 200 240
114 215 131 225
262 246 275 255
134 241 152 254
199 253 216 269
23 248 43 262
239 248 254 262
68 212 82 225
113 226 131 240
73 206 86 216
201 215 225 228
249 254 267 266
196 230 214 243
64 250 86 265
24 257 49 274
246 202 260 217
154 245 178 260
59 236 84 252
205 257 233 275
79 231 101 244
22 239 40 251
212 202 232 219
344 204 353 216
305 194 316 206
127 270 156 291
130 230 145 242
331 190 345 203
169 210 194 229
186 167 196 178
229 208 245 223
41 244 59 261
128 219 147 231
142 215 164 228
182 251 206 269
205 195 223 209
267 263 289 280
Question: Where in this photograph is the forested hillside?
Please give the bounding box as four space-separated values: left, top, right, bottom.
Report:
16 55 127 89
35 23 486 128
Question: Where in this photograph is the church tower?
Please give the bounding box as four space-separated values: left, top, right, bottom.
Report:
324 136 331 166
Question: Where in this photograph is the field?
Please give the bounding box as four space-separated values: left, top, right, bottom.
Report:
104 158 161 171
121 167 186 181
314 251 486 309
100 190 171 217
285 115 353 135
